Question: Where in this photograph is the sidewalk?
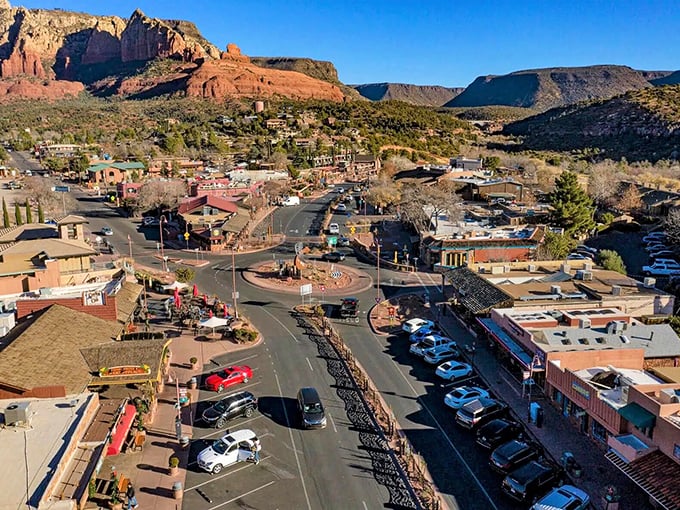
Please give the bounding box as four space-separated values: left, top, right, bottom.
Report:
436 309 651 510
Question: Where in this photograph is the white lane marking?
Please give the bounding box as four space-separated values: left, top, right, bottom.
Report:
198 381 262 403
259 307 300 343
500 372 521 397
362 501 369 510
275 372 312 510
328 412 338 433
369 330 499 510
185 455 273 490
202 353 260 373
306 357 314 371
208 481 277 510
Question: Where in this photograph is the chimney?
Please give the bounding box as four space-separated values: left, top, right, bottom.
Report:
560 262 571 274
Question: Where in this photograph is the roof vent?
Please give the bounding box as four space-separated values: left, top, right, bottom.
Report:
528 264 537 273
560 262 571 273
620 335 630 344
584 262 593 271
611 285 622 296
579 318 592 329
550 285 562 295
643 277 656 288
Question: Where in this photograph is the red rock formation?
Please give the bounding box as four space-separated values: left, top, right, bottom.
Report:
121 9 202 63
0 44 45 78
0 78 84 100
220 43 250 63
81 19 126 65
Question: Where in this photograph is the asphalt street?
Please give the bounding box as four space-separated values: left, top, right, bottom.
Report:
62 181 522 509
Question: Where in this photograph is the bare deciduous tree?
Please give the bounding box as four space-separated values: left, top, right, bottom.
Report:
400 180 462 235
618 185 643 214
22 177 75 217
136 180 187 213
664 209 680 249
587 161 621 206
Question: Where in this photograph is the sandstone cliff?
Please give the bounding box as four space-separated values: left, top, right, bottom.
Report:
0 3 345 102
447 65 653 111
353 82 463 106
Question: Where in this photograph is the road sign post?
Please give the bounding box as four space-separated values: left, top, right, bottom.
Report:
319 284 326 304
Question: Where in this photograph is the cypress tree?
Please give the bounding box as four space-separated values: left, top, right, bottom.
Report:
14 202 22 226
25 202 33 223
549 171 595 236
38 202 45 223
2 197 9 228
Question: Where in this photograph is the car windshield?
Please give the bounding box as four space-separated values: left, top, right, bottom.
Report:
211 437 232 454
303 402 323 414
213 400 229 412
451 389 466 399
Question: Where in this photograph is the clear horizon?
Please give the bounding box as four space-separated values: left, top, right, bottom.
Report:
15 0 680 88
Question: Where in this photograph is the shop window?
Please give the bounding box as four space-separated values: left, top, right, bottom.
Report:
592 420 607 443
674 444 680 461
552 389 563 406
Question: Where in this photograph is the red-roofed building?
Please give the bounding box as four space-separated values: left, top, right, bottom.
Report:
177 195 250 251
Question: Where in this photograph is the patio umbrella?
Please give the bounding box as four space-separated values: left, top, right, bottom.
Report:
203 294 208 306
162 281 189 293
198 316 230 337
174 291 182 309
208 309 213 318
223 303 229 318
192 284 199 297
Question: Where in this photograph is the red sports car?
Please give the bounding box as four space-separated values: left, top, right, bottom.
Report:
205 365 252 392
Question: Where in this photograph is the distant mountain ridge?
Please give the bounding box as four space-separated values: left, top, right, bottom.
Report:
503 84 680 162
446 65 656 111
352 83 464 106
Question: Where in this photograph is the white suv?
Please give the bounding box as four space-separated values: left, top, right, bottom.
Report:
197 429 261 474
328 223 340 235
642 261 680 276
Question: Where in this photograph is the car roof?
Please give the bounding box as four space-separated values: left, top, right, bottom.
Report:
220 428 257 444
298 387 321 401
507 460 552 483
533 485 588 508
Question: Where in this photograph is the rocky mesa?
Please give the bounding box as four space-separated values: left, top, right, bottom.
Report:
353 82 464 106
0 2 345 102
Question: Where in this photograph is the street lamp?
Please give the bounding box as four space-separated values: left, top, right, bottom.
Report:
527 354 542 419
231 245 239 319
159 215 167 266
376 239 381 303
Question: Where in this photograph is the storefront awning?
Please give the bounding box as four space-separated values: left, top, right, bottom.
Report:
618 402 656 429
478 318 535 370
106 403 136 456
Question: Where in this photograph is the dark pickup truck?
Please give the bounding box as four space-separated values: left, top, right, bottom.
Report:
339 297 359 318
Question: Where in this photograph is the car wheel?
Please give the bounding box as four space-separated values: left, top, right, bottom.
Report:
242 376 249 384
244 407 254 418
216 417 226 428
212 464 223 474
217 385 224 393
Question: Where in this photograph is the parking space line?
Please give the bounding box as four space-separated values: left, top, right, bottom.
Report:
327 412 338 433
442 375 480 388
198 381 262 403
362 501 369 510
205 353 260 372
208 480 277 510
185 455 273 490
306 357 314 371
259 307 300 343
274 372 312 510
369 331 499 510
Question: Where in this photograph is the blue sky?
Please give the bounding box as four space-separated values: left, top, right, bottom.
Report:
16 0 680 87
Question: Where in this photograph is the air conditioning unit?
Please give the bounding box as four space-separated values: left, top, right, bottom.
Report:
4 401 31 426
579 318 592 329
611 285 622 296
643 277 656 288
660 388 680 404
528 264 537 273
550 285 562 295
0 312 15 338
584 262 593 271
606 321 626 334
560 263 570 273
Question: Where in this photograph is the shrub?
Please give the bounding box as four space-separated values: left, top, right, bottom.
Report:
233 328 257 343
189 356 198 365
313 305 325 317
169 456 180 468
175 267 195 283
597 249 627 274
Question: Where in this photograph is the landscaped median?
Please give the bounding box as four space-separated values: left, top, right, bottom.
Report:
294 304 449 510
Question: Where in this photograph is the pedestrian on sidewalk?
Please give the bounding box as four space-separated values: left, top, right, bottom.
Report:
126 482 138 509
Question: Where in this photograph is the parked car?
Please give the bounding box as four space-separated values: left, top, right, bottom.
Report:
335 187 345 194
197 429 261 474
576 245 598 255
501 460 563 503
101 226 114 236
566 253 592 261
322 251 346 262
409 326 440 343
205 365 253 392
642 233 667 244
650 251 677 261
435 361 472 381
444 386 490 410
141 216 157 226
328 223 340 235
530 485 591 510
409 334 455 357
475 419 523 450
423 344 460 364
337 236 351 247
402 318 436 334
489 439 542 474
335 203 347 213
642 261 680 276
645 243 668 253
652 257 679 265
281 196 300 206
202 391 258 427
297 387 327 429
455 397 508 430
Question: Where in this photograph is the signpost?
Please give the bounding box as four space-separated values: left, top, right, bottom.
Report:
300 283 312 305
319 284 326 304
51 185 70 214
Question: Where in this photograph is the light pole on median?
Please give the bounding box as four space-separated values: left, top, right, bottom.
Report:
159 215 167 269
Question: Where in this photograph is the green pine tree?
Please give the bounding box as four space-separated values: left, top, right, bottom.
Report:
25 202 33 224
2 197 9 228
549 171 595 236
14 203 22 226
38 202 45 223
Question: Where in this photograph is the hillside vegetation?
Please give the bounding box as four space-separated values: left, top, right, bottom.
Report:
445 105 535 122
503 85 680 162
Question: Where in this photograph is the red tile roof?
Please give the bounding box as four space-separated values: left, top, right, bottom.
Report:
178 195 239 214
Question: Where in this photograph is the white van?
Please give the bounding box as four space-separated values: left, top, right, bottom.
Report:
281 196 300 206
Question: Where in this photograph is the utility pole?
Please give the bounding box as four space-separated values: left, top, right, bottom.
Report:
376 240 381 303
159 215 166 270
231 246 239 319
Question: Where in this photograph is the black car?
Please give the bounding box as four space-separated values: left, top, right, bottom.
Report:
337 236 351 247
339 297 359 318
322 251 346 262
476 419 523 450
201 391 258 428
489 439 542 474
501 460 563 502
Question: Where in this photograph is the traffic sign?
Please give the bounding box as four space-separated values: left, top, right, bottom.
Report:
183 232 190 240
350 226 356 234
375 297 381 304
319 284 326 292
51 185 70 193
